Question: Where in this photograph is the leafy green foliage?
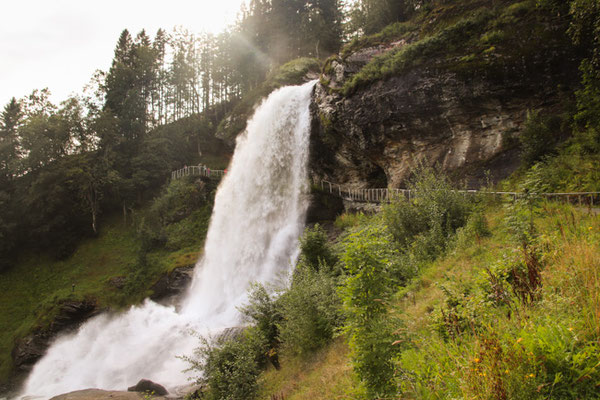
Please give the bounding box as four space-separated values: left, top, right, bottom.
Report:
383 167 472 258
144 177 216 251
340 223 402 397
573 60 600 153
278 265 343 356
298 224 337 273
239 283 283 369
519 110 565 167
185 330 266 400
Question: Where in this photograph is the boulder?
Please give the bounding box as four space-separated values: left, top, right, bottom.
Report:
50 388 165 400
150 265 194 303
127 379 168 396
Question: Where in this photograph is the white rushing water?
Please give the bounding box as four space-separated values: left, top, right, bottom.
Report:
20 80 316 399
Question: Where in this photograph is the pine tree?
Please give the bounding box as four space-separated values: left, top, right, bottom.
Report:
153 28 169 125
0 98 23 182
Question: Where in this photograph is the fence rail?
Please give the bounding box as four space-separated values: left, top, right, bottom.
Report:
171 165 225 180
316 180 600 206
170 168 599 206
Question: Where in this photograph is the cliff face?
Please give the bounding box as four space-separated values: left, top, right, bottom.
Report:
309 9 580 189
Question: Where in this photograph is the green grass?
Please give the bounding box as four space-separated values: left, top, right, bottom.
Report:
394 201 600 399
255 198 600 399
258 337 361 400
0 215 137 382
339 0 572 96
0 204 210 384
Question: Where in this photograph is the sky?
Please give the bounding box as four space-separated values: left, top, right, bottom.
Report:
0 0 247 108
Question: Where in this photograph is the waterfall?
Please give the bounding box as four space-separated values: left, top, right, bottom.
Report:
19 80 317 399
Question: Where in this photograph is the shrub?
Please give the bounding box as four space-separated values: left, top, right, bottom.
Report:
298 224 337 273
239 283 283 369
278 264 343 356
341 223 404 397
184 329 266 400
383 166 472 258
454 208 491 249
519 110 564 167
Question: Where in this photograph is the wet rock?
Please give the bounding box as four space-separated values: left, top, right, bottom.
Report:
50 388 166 400
12 299 98 372
150 265 194 303
216 326 245 342
127 379 168 396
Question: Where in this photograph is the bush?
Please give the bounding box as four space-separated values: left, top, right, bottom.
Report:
519 110 564 167
341 223 404 397
454 208 491 249
239 283 283 369
298 224 337 273
141 177 216 252
278 264 343 356
185 329 266 400
383 166 472 258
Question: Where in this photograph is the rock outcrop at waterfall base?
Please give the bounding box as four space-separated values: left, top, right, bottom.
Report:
309 10 580 189
12 299 99 372
127 379 169 396
50 388 167 400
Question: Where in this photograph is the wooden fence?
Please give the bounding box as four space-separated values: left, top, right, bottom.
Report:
169 169 599 206
171 165 225 180
316 180 600 206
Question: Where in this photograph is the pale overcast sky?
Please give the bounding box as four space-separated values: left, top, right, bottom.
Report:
0 0 246 108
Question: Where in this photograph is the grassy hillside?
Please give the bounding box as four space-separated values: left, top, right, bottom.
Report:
256 197 599 399
0 176 218 386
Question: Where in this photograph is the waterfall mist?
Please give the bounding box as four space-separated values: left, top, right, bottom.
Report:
19 80 316 399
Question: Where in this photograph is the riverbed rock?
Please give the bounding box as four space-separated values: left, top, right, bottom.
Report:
127 379 168 396
50 388 166 400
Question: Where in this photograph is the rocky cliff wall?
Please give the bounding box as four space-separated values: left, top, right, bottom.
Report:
309 27 580 189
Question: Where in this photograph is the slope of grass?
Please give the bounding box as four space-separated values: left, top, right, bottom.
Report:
0 215 138 383
0 178 215 386
258 337 360 400
394 201 600 399
254 198 599 399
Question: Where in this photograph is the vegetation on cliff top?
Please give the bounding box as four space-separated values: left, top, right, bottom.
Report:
342 0 575 95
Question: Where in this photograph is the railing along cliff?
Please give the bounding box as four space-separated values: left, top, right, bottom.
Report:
316 180 600 206
171 165 226 180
